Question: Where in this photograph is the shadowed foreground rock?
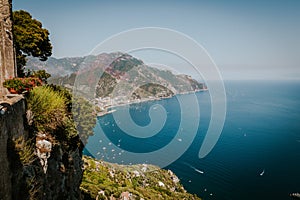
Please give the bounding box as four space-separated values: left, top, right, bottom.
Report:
0 96 25 199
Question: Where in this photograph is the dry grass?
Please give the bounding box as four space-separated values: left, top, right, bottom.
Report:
14 136 36 165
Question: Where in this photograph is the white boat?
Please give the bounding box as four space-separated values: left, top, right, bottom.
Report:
260 169 265 176
290 193 300 198
184 162 204 174
194 168 204 174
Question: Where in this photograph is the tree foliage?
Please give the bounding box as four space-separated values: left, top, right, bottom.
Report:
13 10 52 77
72 95 97 145
46 85 97 145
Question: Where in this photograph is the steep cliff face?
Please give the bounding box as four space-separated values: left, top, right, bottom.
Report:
0 95 84 200
0 96 26 200
11 139 84 200
12 143 83 200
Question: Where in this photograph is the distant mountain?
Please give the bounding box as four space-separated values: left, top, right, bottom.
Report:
26 52 206 100
26 53 119 77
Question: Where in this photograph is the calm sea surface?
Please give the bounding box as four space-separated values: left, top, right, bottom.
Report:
84 80 300 200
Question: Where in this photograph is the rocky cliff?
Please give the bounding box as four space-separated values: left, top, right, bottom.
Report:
81 156 200 200
0 94 84 200
0 95 25 200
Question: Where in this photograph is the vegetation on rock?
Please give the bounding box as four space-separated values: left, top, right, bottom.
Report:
81 156 200 200
27 86 68 134
10 84 96 199
13 136 36 166
26 85 97 144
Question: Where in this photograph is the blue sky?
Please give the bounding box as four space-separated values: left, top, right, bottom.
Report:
13 0 300 80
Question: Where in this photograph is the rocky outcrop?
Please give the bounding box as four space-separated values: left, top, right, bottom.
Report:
12 127 84 200
10 141 84 200
37 142 83 200
81 156 200 200
36 133 52 173
0 95 84 200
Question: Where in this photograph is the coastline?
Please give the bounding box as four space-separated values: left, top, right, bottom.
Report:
96 88 208 117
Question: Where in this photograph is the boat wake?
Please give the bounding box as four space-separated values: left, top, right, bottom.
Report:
183 162 204 174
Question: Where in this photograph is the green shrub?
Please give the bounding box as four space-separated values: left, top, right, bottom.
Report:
72 96 96 145
27 86 67 133
47 84 96 144
26 85 96 148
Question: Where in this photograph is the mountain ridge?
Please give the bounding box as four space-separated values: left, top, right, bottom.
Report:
26 52 206 111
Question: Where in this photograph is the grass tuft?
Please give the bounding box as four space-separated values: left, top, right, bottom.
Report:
27 86 67 133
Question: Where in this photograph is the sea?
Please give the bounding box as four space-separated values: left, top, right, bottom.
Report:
84 80 300 200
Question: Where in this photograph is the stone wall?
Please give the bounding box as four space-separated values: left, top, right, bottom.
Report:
0 0 16 97
0 95 26 200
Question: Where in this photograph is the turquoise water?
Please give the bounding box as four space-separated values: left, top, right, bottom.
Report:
84 80 300 200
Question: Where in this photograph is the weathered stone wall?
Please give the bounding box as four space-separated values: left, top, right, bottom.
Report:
0 0 16 97
0 96 26 200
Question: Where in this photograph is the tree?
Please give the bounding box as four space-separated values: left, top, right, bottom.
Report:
13 10 52 77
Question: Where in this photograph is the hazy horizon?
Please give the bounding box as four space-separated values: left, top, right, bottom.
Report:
13 0 300 80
